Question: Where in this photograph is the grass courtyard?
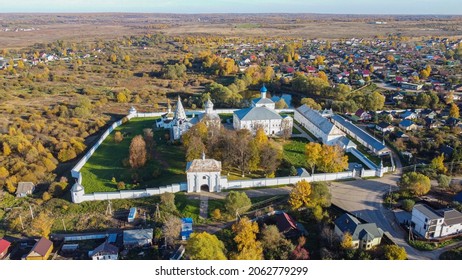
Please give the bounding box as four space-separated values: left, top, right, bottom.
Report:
80 117 186 193
282 137 310 169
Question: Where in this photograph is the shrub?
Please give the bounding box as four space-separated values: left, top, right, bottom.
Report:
117 181 125 190
438 174 451 189
401 199 415 212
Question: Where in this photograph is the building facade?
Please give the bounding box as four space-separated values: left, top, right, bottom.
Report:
294 105 345 145
233 85 293 136
186 153 227 193
411 204 462 239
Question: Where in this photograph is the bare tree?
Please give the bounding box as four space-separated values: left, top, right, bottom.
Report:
129 135 147 168
162 214 182 247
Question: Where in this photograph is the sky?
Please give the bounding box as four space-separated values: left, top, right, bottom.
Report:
0 0 461 15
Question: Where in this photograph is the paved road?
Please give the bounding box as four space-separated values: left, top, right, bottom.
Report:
329 177 462 260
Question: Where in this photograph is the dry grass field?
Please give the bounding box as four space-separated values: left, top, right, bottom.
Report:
1 13 462 48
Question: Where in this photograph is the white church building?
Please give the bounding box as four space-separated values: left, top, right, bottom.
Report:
233 85 293 136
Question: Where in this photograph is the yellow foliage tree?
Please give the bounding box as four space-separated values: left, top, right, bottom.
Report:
305 142 322 175
318 71 328 82
288 180 312 210
449 103 460 118
340 232 354 250
3 142 11 156
0 166 9 179
31 212 54 238
254 127 269 149
317 144 348 173
430 154 447 174
232 217 263 260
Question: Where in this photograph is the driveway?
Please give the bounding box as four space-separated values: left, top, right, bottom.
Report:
329 177 460 260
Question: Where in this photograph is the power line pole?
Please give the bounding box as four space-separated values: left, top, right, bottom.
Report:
29 205 34 219
61 219 67 232
19 215 24 230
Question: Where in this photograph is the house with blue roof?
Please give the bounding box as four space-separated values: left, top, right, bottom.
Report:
399 119 418 131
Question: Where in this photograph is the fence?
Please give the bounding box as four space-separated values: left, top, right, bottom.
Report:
224 171 355 190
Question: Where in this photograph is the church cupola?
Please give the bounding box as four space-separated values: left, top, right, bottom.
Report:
174 96 187 122
260 84 267 99
205 98 214 114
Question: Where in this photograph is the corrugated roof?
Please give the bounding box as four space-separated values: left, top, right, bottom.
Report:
234 107 282 121
441 209 462 226
123 229 153 242
413 204 441 220
331 115 389 152
296 105 339 136
89 241 118 257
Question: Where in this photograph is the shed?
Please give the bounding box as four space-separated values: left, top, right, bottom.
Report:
16 182 35 197
123 229 153 248
26 237 53 260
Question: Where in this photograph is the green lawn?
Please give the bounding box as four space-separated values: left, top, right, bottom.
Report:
283 137 310 169
292 126 301 134
80 117 186 193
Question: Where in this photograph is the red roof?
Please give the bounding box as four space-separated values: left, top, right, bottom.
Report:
29 237 53 257
276 212 298 233
0 239 11 255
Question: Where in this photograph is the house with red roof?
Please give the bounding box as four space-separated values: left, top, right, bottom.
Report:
0 239 11 259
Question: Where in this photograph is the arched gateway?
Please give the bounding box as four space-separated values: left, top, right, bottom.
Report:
185 153 223 193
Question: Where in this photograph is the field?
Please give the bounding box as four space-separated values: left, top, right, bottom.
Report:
80 117 186 193
2 14 462 49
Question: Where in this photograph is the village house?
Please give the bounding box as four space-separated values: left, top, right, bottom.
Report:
0 239 11 259
354 109 372 121
375 121 394 133
399 119 418 131
26 237 53 260
123 229 153 248
88 241 119 260
411 204 462 239
16 182 35 197
334 213 384 250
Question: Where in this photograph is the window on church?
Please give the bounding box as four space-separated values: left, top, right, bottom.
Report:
203 176 206 179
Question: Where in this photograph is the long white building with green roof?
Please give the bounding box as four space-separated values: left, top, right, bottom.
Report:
233 85 293 136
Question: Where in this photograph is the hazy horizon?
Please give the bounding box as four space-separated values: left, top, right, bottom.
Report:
1 0 461 15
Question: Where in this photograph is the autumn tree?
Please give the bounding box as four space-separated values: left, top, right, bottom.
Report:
260 225 295 260
305 142 322 175
275 98 289 109
317 144 348 173
232 217 263 260
186 232 227 260
365 92 385 111
449 103 460 118
31 212 54 238
162 214 182 246
259 144 282 177
383 245 407 260
430 154 447 174
2 142 11 156
254 127 269 149
399 172 431 196
129 135 147 168
318 71 328 82
340 232 354 250
288 180 312 210
301 98 322 110
290 236 310 260
225 191 251 216
114 131 124 143
308 182 332 221
160 192 178 214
